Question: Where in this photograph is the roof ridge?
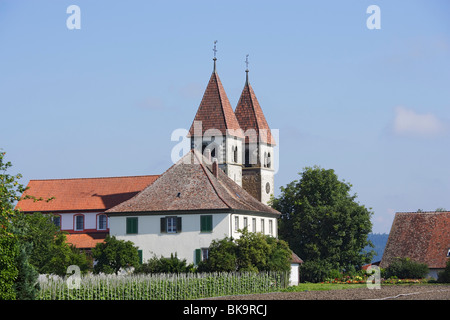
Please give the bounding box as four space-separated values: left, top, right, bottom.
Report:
28 174 160 182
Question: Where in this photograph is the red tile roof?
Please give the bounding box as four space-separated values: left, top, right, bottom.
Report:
235 78 276 145
16 175 160 213
188 71 244 138
380 211 450 269
107 150 279 215
66 232 107 249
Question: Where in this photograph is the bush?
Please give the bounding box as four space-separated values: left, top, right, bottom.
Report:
437 260 450 283
135 253 195 274
384 257 429 279
300 260 333 283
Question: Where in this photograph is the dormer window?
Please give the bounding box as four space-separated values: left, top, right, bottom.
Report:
447 248 450 257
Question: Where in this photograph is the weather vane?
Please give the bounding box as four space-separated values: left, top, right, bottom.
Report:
213 40 218 59
245 54 249 70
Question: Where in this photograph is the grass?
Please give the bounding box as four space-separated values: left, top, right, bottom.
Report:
283 283 367 292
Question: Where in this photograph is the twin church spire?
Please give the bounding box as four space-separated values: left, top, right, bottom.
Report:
188 42 276 205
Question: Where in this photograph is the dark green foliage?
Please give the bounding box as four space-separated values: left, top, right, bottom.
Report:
385 257 429 279
437 260 450 283
272 166 374 282
198 229 292 273
92 235 140 274
135 253 195 274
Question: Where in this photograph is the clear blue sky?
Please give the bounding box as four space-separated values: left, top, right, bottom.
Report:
1 0 449 233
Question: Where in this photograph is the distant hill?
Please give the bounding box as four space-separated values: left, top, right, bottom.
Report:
365 233 389 263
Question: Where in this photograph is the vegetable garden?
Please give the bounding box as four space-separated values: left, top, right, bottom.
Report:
37 271 289 300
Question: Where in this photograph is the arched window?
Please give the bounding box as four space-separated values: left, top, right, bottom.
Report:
267 152 271 168
233 146 238 163
263 151 268 168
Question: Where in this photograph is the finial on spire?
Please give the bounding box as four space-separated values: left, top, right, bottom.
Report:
245 54 249 85
213 40 218 72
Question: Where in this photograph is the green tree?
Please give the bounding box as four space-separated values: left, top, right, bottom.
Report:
272 166 374 282
92 235 140 274
198 229 291 273
13 212 91 276
0 151 28 299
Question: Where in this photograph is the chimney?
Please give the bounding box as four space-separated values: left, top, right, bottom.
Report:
212 158 219 178
204 149 211 164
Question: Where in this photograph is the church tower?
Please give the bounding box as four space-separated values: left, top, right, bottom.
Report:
234 61 276 205
188 45 244 186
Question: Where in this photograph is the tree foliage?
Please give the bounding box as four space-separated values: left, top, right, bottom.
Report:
198 229 292 273
272 166 374 282
135 253 195 274
92 235 140 274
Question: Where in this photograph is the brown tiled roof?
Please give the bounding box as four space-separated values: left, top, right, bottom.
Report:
188 71 244 138
235 78 276 145
107 149 279 215
291 252 304 264
16 175 160 213
380 211 450 269
66 232 107 249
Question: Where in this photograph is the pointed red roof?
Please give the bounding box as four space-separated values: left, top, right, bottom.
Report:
188 71 243 138
235 74 276 145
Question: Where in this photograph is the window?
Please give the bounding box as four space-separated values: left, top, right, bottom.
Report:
234 216 239 232
138 250 143 264
75 215 84 231
252 218 256 232
126 217 138 234
261 219 265 234
269 220 273 236
167 216 177 233
267 152 271 168
98 214 107 230
200 215 213 232
233 146 238 163
195 248 209 264
52 215 61 228
160 216 182 233
201 248 209 261
243 217 248 229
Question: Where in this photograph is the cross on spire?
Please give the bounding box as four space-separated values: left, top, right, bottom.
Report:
213 40 218 72
245 54 249 85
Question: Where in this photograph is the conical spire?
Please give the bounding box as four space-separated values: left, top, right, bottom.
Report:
235 60 276 145
188 48 243 138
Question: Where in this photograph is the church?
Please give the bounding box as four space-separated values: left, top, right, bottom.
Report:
15 50 297 273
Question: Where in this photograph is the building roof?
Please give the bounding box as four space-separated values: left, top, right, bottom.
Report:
66 232 108 249
107 149 280 215
16 175 160 213
235 73 276 145
291 252 304 264
188 70 244 138
380 211 450 269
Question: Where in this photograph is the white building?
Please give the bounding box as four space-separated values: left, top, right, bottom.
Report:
107 150 280 264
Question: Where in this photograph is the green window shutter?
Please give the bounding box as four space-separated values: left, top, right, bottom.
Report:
176 217 182 233
201 215 213 232
138 250 143 264
160 217 166 233
126 217 138 234
195 249 201 265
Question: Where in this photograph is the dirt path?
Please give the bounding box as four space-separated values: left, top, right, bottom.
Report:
207 285 450 300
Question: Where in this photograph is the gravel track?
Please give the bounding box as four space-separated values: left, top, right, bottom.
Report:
207 285 450 300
